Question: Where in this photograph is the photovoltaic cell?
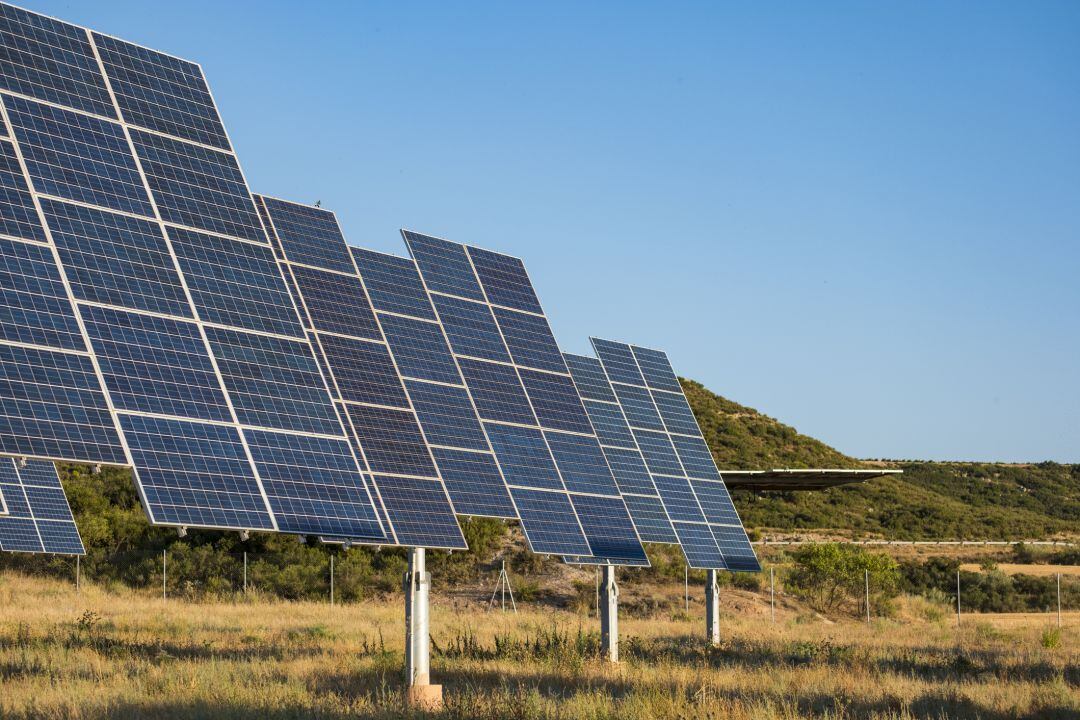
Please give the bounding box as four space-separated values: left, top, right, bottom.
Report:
0 458 84 554
467 246 543 314
544 431 620 496
261 196 354 273
404 381 489 451
403 230 484 301
317 334 409 408
378 314 460 385
457 358 536 426
288 264 380 340
509 487 591 556
568 494 649 566
518 369 594 434
581 400 635 448
431 294 510 363
428 447 512 518
483 423 562 491
0 139 46 241
351 248 436 320
622 494 678 544
493 307 566 373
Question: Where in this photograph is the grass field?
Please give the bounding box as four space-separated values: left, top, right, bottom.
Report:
0 572 1076 720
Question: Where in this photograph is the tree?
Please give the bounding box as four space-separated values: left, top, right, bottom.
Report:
785 543 900 615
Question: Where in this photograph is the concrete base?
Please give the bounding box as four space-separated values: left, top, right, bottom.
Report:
405 684 443 711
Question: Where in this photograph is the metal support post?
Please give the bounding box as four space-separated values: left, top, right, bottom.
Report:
599 564 619 663
404 548 442 710
684 565 689 613
75 555 81 594
243 551 248 594
865 569 871 624
706 569 720 646
770 567 775 623
956 569 961 627
1057 573 1062 628
162 549 167 602
330 554 335 607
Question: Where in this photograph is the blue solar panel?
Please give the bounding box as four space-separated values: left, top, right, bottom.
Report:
375 475 468 548
670 434 722 480
130 128 263 242
582 400 636 448
93 33 231 150
378 314 461 384
622 494 678 544
405 381 489 451
5 95 153 216
457 358 536 426
344 403 437 478
567 494 649 566
404 230 484 301
0 4 116 118
262 197 356 274
431 294 511 363
42 199 192 318
691 479 742 525
600 446 657 495
517 369 594 434
544 431 620 496
288 265 381 340
0 343 125 463
509 487 591 556
493 307 566 373
0 235 85 351
81 305 230 421
351 248 436 320
483 423 563 491
711 524 760 572
592 338 645 386
651 474 706 523
631 345 684 393
632 429 684 476
562 354 616 403
204 327 342 436
120 414 274 530
673 522 726 569
652 391 701 436
0 139 46 242
467 247 543 314
612 383 665 431
245 430 384 537
428 447 515 518
317 335 409 408
0 458 84 555
170 227 305 338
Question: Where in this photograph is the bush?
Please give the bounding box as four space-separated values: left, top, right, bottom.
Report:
784 544 900 615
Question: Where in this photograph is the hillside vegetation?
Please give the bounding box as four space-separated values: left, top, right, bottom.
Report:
680 379 1079 540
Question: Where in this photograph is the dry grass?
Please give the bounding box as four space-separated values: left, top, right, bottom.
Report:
959 563 1080 578
0 572 1076 719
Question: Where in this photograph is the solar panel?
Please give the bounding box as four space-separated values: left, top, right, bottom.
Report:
0 458 84 554
256 196 466 549
405 231 647 565
564 353 677 544
0 5 387 542
592 339 760 571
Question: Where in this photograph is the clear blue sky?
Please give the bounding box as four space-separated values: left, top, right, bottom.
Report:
32 1 1080 462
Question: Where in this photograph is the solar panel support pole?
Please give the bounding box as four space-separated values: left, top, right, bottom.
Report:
706 569 720 646
404 548 442 710
599 564 619 663
75 556 81 595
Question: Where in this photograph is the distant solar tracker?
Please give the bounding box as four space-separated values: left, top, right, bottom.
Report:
405 231 647 565
255 197 466 550
592 339 759 571
0 459 84 554
0 3 387 542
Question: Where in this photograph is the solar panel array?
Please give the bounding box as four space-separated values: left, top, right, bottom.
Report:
0 3 761 570
592 339 759 571
0 458 84 554
256 197 466 550
404 232 647 565
0 3 387 542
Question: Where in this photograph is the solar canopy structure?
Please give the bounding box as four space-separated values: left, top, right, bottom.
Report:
591 340 759 571
0 2 388 542
0 458 84 554
403 231 648 566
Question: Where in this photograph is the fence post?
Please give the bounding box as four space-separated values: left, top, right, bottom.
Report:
75 555 80 595
243 551 248 595
594 567 599 617
1057 573 1062 629
865 569 871 624
956 569 961 627
330 554 335 608
163 549 167 602
684 565 689 613
770 567 775 623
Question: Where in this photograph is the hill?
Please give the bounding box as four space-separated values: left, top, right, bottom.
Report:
681 378 1080 540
